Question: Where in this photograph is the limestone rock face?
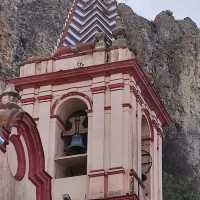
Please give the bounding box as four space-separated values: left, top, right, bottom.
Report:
118 4 200 198
0 0 18 79
0 1 200 199
0 0 71 78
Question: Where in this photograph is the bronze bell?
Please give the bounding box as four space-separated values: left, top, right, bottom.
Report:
64 115 86 155
66 134 86 155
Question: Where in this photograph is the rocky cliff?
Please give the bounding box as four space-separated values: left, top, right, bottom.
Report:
118 5 200 199
1 1 200 199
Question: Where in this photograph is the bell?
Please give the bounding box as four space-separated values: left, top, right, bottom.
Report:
65 134 86 155
64 115 86 155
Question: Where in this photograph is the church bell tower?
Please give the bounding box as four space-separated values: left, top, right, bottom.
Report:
9 0 171 200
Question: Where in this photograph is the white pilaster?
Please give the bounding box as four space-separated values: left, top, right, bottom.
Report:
137 102 142 177
91 91 105 170
110 88 123 167
37 87 52 169
131 91 137 172
153 128 158 200
108 73 124 197
88 77 106 199
158 134 163 200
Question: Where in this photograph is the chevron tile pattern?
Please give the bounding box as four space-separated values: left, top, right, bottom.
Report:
58 0 118 47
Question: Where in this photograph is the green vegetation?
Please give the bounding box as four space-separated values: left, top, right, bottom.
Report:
163 172 200 200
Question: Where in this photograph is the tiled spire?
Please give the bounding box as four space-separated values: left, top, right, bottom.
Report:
56 0 119 48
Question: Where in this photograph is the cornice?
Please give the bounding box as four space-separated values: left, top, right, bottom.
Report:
9 59 171 126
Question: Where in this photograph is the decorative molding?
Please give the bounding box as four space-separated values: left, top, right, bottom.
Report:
88 172 105 177
109 166 124 170
89 167 126 177
21 97 36 104
130 86 144 105
107 167 125 175
9 135 26 181
107 170 125 175
104 106 111 111
2 112 52 200
136 95 144 105
51 91 93 116
90 169 105 173
88 167 126 177
60 91 92 106
88 169 105 177
152 119 159 130
10 60 133 90
122 103 132 109
91 194 138 200
142 108 154 142
131 60 172 125
38 94 53 102
108 83 124 91
152 119 164 139
130 85 138 96
9 59 171 126
23 45 126 65
91 86 106 94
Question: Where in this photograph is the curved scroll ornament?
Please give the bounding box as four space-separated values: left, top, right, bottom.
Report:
9 134 26 181
0 85 52 200
142 108 154 141
142 150 152 175
13 112 52 200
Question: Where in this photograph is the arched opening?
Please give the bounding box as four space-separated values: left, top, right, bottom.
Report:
54 97 89 179
141 115 153 197
2 111 52 200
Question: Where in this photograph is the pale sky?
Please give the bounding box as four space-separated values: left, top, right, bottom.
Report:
126 0 200 27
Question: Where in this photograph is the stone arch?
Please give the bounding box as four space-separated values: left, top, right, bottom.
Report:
9 134 26 181
2 111 52 200
51 92 91 179
141 109 154 197
51 92 92 118
141 108 154 141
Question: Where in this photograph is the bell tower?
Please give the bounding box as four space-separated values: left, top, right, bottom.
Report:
10 0 171 200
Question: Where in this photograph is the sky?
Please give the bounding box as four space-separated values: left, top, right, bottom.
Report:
126 0 200 27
